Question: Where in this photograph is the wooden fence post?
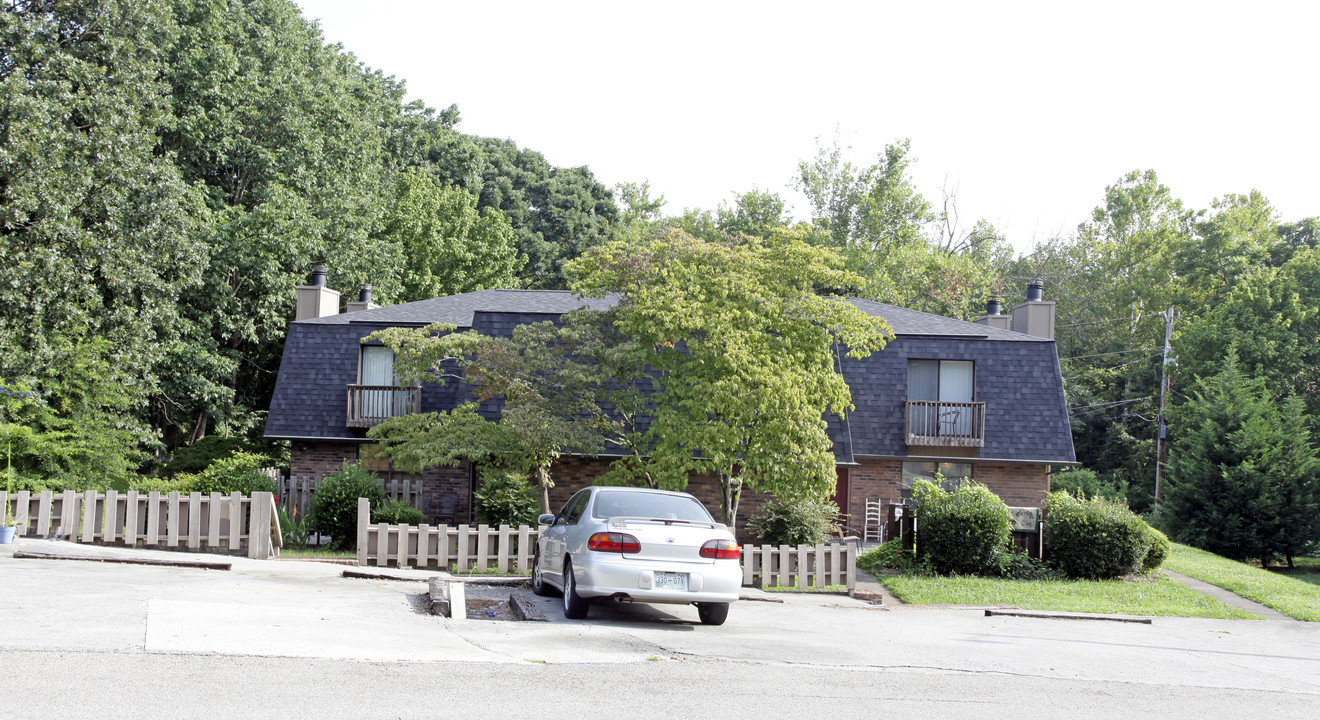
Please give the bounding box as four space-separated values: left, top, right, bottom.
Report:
356 498 369 566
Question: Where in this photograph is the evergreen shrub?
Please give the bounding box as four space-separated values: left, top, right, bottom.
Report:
1044 491 1152 579
748 497 839 546
307 462 386 550
372 499 425 525
1141 525 1171 572
913 479 1012 575
473 466 540 527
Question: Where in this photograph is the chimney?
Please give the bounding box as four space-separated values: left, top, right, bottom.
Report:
345 285 380 314
295 264 340 321
1011 279 1055 339
973 297 1012 331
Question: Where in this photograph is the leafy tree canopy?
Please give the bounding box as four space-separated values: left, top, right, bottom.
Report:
568 229 893 527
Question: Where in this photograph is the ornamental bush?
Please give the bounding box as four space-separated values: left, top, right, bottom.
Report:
130 452 275 496
748 497 839 546
473 466 540 527
914 479 1012 575
1044 491 1152 579
1141 525 1171 572
307 462 386 550
372 498 425 525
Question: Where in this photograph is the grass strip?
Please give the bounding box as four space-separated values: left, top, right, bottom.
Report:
880 574 1258 619
1163 544 1320 622
277 548 357 559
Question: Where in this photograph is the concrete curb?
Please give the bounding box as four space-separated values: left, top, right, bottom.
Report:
985 609 1152 624
13 548 232 571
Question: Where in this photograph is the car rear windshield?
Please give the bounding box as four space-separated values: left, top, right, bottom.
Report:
591 491 714 522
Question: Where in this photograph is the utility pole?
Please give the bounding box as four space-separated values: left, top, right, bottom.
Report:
1154 307 1177 507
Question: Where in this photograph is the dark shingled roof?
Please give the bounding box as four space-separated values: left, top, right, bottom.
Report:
265 288 1075 464
296 289 618 328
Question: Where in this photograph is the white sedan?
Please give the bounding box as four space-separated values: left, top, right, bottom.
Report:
531 487 742 625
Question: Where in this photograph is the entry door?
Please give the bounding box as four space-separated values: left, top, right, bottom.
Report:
831 467 849 526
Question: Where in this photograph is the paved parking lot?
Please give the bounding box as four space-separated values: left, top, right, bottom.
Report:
3 539 1318 718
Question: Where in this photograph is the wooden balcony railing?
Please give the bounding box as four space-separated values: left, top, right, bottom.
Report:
905 400 986 447
346 385 421 428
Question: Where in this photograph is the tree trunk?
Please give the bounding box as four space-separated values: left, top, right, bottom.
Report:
537 465 552 514
719 473 742 529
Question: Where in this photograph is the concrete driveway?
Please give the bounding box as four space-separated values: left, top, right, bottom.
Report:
3 539 1318 719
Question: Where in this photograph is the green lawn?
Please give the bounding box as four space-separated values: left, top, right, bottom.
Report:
880 574 1259 619
1163 544 1320 621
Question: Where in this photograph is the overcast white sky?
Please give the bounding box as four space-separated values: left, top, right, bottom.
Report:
295 0 1319 255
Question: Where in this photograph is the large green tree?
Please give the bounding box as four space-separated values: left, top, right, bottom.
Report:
795 138 1008 319
1 0 204 480
383 170 523 302
569 229 893 527
156 0 408 445
1165 353 1319 565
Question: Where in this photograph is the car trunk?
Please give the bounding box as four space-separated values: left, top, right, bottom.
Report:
607 518 719 565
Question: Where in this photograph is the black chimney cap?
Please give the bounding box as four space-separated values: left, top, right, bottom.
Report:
1026 278 1044 302
309 265 328 287
986 298 1003 316
359 285 373 303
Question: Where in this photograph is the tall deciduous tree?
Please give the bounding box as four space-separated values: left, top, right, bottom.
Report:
795 137 1007 319
569 230 893 527
384 170 523 302
1 0 204 479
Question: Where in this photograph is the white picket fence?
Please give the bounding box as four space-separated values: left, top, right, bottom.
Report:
272 472 424 519
354 498 856 589
741 543 857 590
356 498 536 572
2 489 282 559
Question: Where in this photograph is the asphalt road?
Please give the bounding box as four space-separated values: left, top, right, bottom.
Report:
3 540 1318 719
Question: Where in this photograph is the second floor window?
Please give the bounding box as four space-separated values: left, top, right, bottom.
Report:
360 346 396 386
907 359 973 402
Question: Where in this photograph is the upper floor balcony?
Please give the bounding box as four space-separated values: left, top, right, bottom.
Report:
905 400 986 447
346 385 421 428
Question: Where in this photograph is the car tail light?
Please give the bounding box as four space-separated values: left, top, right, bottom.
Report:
587 532 641 553
700 539 740 559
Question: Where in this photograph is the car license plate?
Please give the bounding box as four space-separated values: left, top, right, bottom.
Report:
654 572 688 590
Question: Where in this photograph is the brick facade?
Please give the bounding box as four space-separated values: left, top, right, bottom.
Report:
291 444 1050 543
290 441 360 480
845 457 1050 532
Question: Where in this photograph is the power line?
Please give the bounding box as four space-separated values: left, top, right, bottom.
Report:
1069 397 1152 412
1063 353 1164 379
1062 347 1159 361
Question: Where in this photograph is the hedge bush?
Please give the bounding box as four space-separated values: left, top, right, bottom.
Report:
1044 491 1152 579
372 498 425 525
914 479 1012 575
473 466 540 527
1142 525 1171 572
748 497 839 546
307 462 386 550
857 538 928 575
130 452 275 496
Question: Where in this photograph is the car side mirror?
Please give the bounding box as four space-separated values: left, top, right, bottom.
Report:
537 513 556 526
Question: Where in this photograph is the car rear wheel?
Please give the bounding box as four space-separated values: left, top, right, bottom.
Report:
561 557 590 620
697 602 729 626
531 550 553 597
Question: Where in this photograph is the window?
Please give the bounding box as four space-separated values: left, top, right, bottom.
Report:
559 490 590 525
907 360 976 439
360 346 396 386
901 461 973 501
907 359 973 402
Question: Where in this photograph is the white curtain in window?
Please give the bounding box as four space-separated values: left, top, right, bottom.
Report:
938 361 973 402
362 347 395 386
361 347 396 419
